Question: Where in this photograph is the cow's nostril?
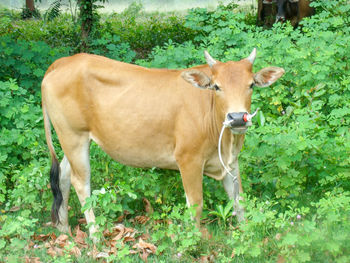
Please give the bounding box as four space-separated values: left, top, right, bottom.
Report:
276 16 286 22
226 112 248 127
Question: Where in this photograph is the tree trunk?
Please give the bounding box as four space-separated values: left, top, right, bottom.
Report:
26 0 35 12
79 0 94 51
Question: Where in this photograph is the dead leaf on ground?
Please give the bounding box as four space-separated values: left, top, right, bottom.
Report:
135 239 157 262
47 246 63 257
123 236 135 243
139 233 151 241
134 215 150 224
9 206 20 212
74 225 88 248
25 257 41 263
111 224 125 241
277 255 285 263
43 221 53 227
133 238 157 254
32 233 51 242
87 244 100 259
96 251 109 259
199 255 216 263
69 246 82 257
116 214 124 223
55 234 69 248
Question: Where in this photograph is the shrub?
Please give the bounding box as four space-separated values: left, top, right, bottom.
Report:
104 2 196 58
0 36 69 93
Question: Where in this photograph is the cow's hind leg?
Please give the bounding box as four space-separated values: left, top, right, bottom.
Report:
59 133 98 240
56 155 71 233
223 160 244 222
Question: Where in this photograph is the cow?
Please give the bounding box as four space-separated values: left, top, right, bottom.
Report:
275 0 315 27
257 0 314 27
41 49 284 240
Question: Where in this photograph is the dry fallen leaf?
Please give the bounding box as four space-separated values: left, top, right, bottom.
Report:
277 254 285 263
116 214 124 223
9 206 20 212
69 246 82 257
74 225 88 248
123 236 135 243
32 233 51 242
87 244 100 259
139 233 151 241
43 221 53 227
135 215 150 224
55 234 69 248
47 246 63 257
25 257 41 263
96 251 109 259
133 238 157 254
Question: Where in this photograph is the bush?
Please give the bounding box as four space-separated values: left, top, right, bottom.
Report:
103 2 196 58
0 36 69 93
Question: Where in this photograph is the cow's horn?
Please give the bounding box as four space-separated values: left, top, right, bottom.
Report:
204 50 217 68
246 108 259 121
247 48 257 64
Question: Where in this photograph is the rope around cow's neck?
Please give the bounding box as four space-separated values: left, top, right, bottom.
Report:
218 108 259 182
218 121 238 182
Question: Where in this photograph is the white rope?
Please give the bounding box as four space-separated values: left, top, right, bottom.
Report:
218 121 237 182
218 108 259 182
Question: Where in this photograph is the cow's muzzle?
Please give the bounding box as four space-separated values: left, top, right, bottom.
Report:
224 109 259 134
276 15 286 23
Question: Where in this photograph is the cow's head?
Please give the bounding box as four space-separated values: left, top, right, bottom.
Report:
276 0 299 22
182 49 284 134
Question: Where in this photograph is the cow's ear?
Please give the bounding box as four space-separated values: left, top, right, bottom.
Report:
254 67 285 87
181 70 211 89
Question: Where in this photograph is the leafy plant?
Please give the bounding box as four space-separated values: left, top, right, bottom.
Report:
209 199 235 227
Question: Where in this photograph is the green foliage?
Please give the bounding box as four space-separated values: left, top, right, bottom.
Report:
151 205 202 257
0 80 52 256
43 0 63 22
104 3 196 58
0 36 69 92
209 199 235 227
90 33 136 63
226 190 350 262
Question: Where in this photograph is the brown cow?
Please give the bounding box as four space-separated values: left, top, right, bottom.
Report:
42 50 284 239
276 0 315 27
258 0 314 27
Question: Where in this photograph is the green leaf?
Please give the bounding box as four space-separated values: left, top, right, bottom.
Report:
257 110 265 127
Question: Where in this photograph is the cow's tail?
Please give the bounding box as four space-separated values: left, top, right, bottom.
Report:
43 104 63 225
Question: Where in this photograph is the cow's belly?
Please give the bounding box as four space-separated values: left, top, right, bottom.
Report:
89 131 179 170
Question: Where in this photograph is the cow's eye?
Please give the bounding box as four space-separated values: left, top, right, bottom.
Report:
213 84 221 91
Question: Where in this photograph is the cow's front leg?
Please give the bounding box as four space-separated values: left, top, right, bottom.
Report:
222 160 244 222
176 155 204 228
